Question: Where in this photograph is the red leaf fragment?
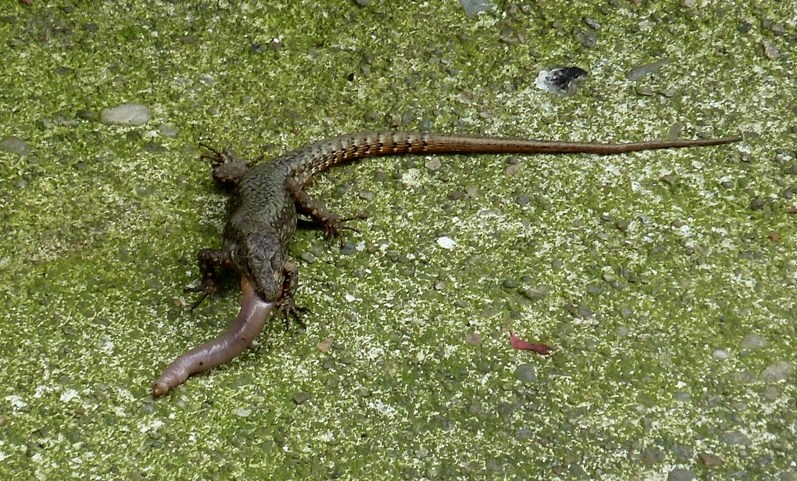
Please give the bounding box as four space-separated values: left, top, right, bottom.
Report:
509 332 552 355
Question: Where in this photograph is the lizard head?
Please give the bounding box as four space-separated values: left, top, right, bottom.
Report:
234 233 287 303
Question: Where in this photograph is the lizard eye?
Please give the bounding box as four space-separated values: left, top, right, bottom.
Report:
270 251 283 271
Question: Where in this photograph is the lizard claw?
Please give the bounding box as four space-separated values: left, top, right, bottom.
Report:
184 278 219 310
199 143 261 186
276 296 308 329
323 212 369 245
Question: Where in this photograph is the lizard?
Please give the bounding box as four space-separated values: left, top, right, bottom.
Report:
152 130 741 397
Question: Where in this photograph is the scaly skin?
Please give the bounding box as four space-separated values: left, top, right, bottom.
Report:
153 130 740 396
201 131 740 308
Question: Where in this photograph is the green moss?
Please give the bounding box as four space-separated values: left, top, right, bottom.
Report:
0 1 794 480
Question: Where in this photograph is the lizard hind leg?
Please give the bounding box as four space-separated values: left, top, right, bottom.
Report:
286 179 368 245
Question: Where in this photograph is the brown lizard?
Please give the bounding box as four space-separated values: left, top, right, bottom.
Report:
152 130 741 396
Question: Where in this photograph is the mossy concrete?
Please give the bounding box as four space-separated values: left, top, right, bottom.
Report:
0 1 794 480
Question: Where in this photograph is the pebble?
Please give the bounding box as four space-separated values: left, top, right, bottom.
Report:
513 363 536 382
425 158 442 171
0 136 31 156
514 427 534 440
712 349 732 361
519 286 548 301
721 430 751 446
739 333 767 350
627 58 670 81
100 103 152 125
459 0 495 18
760 360 794 382
158 123 179 137
697 452 723 467
292 391 312 405
667 468 695 481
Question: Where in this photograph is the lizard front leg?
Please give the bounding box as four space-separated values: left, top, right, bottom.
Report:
286 178 367 243
184 248 233 308
274 260 307 328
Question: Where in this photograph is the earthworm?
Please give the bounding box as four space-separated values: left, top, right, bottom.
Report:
152 277 274 397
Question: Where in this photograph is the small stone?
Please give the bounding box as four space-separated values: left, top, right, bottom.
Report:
514 427 534 440
232 407 251 417
750 197 766 211
760 360 794 382
583 17 601 30
316 336 334 353
576 304 594 319
627 58 670 81
739 333 767 350
762 41 781 60
505 163 521 176
667 468 695 481
514 194 530 206
721 430 751 446
779 471 797 481
519 286 549 301
712 349 731 361
459 0 495 18
339 242 358 255
425 158 442 171
436 236 456 250
502 278 520 289
100 103 152 125
158 123 179 137
292 391 312 405
697 452 723 467
513 363 536 382
0 136 31 156
640 446 665 466
465 332 482 345
299 251 317 263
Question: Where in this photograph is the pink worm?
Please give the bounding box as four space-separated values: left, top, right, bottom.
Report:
152 277 274 397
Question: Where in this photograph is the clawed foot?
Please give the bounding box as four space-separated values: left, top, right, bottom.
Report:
184 278 219 310
323 212 369 245
199 143 262 186
199 142 230 166
199 142 263 166
276 295 308 329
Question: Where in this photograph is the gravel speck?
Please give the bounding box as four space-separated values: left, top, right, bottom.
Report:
627 58 669 81
299 251 318 263
513 363 536 382
0 136 31 156
100 103 152 125
459 0 495 18
739 333 767 350
425 158 442 171
292 391 312 405
667 468 695 481
514 427 534 440
721 430 751 446
712 349 732 361
697 452 723 467
760 360 794 382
